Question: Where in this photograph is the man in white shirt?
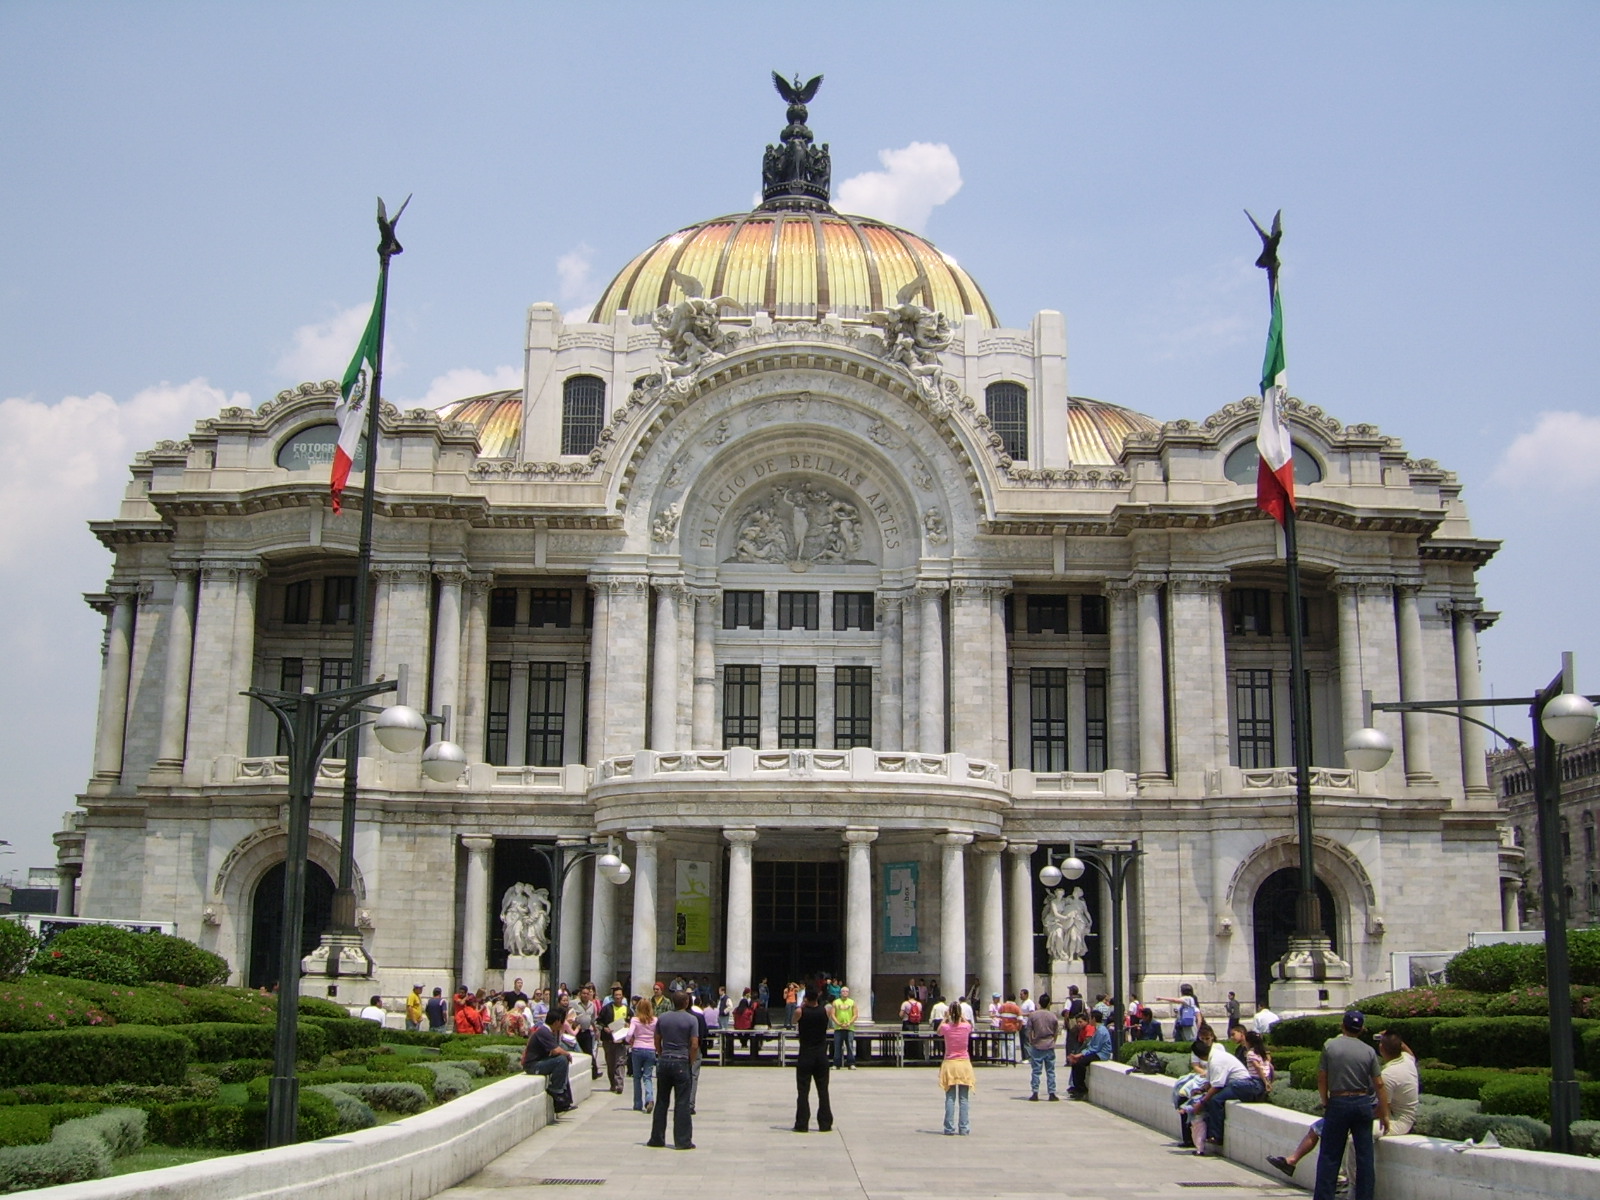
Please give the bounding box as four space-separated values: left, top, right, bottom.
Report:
929 996 950 1028
1195 1037 1254 1150
359 995 387 1025
1252 1006 1281 1035
1019 988 1036 1014
1377 1030 1420 1136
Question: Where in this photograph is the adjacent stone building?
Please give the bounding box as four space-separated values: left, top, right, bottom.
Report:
1493 729 1600 930
69 87 1506 1012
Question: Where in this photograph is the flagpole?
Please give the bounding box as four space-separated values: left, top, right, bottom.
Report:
1281 502 1322 945
328 199 408 965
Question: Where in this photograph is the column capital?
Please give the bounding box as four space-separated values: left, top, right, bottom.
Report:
652 577 689 599
1439 596 1483 618
722 828 760 846
1167 571 1228 594
463 574 495 597
1006 840 1039 856
134 580 158 608
937 831 974 848
374 563 432 586
971 838 1007 855
842 826 879 845
594 573 650 597
1131 572 1166 596
433 564 472 586
168 560 201 581
1331 573 1398 595
1103 579 1137 598
875 591 910 617
197 558 263 583
915 580 949 600
951 578 1008 602
461 835 495 854
628 829 664 846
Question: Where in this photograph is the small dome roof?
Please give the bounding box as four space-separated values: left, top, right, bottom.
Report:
438 389 1159 468
590 211 999 328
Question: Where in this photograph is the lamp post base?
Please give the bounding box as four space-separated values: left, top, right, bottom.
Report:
302 928 375 994
1269 935 1353 1012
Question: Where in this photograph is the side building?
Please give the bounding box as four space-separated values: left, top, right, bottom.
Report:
1494 730 1600 930
68 90 1507 1011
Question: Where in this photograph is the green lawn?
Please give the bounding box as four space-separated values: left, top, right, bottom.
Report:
109 1146 234 1175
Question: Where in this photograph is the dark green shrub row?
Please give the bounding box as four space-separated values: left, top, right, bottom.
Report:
0 1105 104 1148
308 1085 377 1131
0 1080 218 1107
303 1014 381 1051
1447 930 1600 991
0 1026 190 1086
167 1021 328 1063
216 1058 273 1083
32 925 228 989
296 995 350 1019
1477 1075 1600 1122
1417 1067 1512 1100
1483 986 1600 1019
0 1106 145 1193
380 1028 455 1047
245 1065 438 1101
0 922 38 983
1350 988 1488 1018
1270 1014 1600 1070
141 1091 339 1149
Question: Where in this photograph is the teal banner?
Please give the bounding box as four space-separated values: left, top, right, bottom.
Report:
882 861 919 953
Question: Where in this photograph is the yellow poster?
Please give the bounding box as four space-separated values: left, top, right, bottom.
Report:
674 859 712 952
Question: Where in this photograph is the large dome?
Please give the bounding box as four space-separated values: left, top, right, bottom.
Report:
589 211 999 328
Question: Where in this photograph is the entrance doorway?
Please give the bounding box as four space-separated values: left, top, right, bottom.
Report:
1252 866 1338 1006
751 860 843 1014
248 861 336 989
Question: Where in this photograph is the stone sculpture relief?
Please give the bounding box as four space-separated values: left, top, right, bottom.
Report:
651 502 681 544
868 276 953 397
729 481 866 569
922 508 948 545
648 269 742 395
1042 885 1092 962
500 882 552 958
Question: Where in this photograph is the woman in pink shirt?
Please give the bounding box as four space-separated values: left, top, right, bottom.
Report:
622 997 658 1112
939 1006 977 1135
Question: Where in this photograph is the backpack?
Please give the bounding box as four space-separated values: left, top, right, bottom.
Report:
1132 1050 1167 1075
905 1000 922 1023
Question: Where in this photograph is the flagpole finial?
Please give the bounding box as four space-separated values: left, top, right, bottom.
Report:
1245 208 1282 297
377 194 411 260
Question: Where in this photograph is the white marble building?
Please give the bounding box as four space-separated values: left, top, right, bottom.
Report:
67 93 1505 1014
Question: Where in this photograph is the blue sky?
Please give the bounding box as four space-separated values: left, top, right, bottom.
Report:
2 3 1597 872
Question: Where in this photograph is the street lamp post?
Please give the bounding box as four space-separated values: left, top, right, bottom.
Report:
1039 842 1142 1045
1346 652 1598 1154
249 679 465 1149
518 840 631 987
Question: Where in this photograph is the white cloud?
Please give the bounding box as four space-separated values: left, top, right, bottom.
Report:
836 142 963 233
1492 410 1600 491
0 379 246 567
407 365 523 410
275 304 372 382
557 243 600 323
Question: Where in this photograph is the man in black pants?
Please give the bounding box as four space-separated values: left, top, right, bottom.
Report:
793 986 832 1132
647 990 699 1151
522 1004 574 1114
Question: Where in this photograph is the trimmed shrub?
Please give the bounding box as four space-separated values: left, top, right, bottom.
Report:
32 943 143 986
216 1058 273 1084
0 1105 104 1148
296 995 349 1019
433 1055 485 1078
1572 1119 1600 1158
2 1081 217 1107
1352 987 1487 1019
0 1107 145 1192
329 1080 429 1114
156 985 275 1025
1479 1074 1600 1122
52 1107 144 1159
0 921 38 982
1411 1094 1549 1148
304 1015 381 1052
245 1064 437 1099
1430 1016 1559 1070
31 926 228 989
1418 1067 1507 1101
380 1028 454 1047
1268 1086 1324 1115
0 1026 190 1086
1582 1023 1600 1073
416 1064 473 1101
1483 985 1600 1019
308 1085 376 1132
1268 1015 1344 1050
1447 942 1545 993
168 1020 328 1064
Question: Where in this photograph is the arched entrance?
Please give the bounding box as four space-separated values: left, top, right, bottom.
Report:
248 861 336 989
1252 867 1337 1006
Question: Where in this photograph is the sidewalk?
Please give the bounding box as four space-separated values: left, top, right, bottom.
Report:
441 1063 1297 1198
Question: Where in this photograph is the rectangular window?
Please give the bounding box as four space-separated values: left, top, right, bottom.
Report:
1236 669 1275 768
985 381 1029 462
1084 667 1108 772
1026 594 1069 635
1231 588 1273 637
318 657 354 746
723 591 764 630
722 665 762 747
525 662 566 767
489 588 519 628
560 376 606 456
486 661 512 765
778 666 817 748
276 658 304 754
283 581 312 625
1081 594 1108 635
1030 667 1068 771
778 591 820 631
322 576 357 625
529 589 572 628
832 591 875 632
834 666 873 748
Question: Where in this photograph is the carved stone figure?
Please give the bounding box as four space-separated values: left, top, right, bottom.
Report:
500 882 552 959
761 72 831 208
649 269 741 385
651 502 681 544
922 508 948 545
1042 885 1093 962
728 481 865 569
868 276 953 395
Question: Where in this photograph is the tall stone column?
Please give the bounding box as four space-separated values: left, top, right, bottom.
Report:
990 590 1011 761
1167 574 1228 771
183 565 241 770
724 829 759 998
1335 581 1365 742
603 579 650 759
1007 842 1037 1000
628 830 663 995
918 584 947 753
371 568 431 700
461 836 495 989
154 568 197 769
1451 602 1491 800
901 595 921 750
691 590 718 749
843 827 878 998
585 582 610 765
92 587 137 781
950 583 997 760
557 839 588 990
1500 876 1522 932
938 832 972 1000
223 565 262 759
1105 583 1136 773
650 581 681 750
877 596 903 751
431 570 465 735
1396 585 1434 782
589 842 619 989
973 840 1006 1013
54 867 79 917
1135 578 1168 779
461 579 489 763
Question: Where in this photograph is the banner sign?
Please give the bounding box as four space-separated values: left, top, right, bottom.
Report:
883 861 919 953
674 859 712 952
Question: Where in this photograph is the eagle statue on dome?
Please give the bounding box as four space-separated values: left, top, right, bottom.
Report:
647 268 743 390
868 275 953 396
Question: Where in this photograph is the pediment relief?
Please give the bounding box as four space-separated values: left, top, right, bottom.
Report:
727 481 870 569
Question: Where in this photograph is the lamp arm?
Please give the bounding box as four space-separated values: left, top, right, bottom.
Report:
1374 701 1533 772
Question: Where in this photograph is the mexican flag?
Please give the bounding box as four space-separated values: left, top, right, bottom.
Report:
1255 288 1295 526
330 287 382 514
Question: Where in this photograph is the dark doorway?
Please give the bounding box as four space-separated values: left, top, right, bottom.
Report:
490 840 558 978
1252 867 1338 1006
752 860 843 1009
249 861 336 989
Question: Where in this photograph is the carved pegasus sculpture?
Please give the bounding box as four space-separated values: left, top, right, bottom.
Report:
868 274 953 387
648 269 743 379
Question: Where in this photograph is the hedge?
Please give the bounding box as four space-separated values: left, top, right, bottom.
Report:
380 1028 455 1047
1446 929 1600 991
296 995 349 1019
245 1065 438 1101
1483 986 1600 1020
416 1064 473 1102
1573 1120 1600 1158
1431 1017 1563 1070
1478 1075 1600 1123
155 985 275 1025
0 1105 104 1148
307 1085 376 1131
0 1026 190 1086
140 1092 338 1150
0 1107 145 1194
32 926 228 989
303 1014 381 1052
167 1020 328 1064
1418 1067 1510 1101
1409 1094 1549 1149
0 923 37 983
327 1081 430 1114
1350 987 1488 1019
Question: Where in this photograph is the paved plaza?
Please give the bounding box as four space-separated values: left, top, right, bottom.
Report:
443 1064 1298 1199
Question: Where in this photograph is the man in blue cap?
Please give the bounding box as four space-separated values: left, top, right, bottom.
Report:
1313 1010 1389 1200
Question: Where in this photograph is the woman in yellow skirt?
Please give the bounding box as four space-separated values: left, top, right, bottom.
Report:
939 1005 977 1134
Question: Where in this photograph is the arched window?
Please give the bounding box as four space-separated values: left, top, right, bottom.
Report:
985 381 1028 461
561 375 605 456
1512 825 1525 847
1584 811 1596 858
